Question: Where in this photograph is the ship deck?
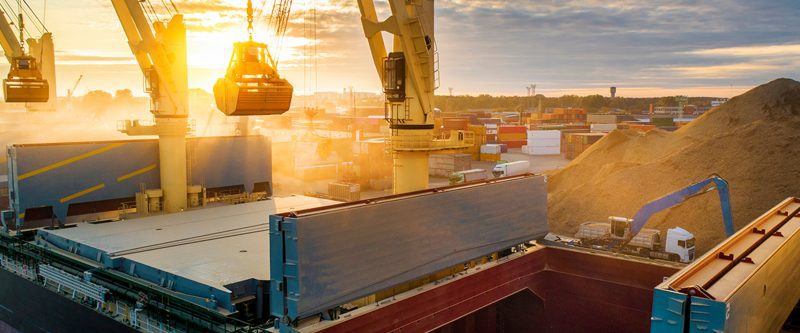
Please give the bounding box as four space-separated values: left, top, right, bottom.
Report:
37 195 338 309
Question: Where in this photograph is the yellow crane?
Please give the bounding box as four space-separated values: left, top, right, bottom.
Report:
111 0 190 213
357 0 471 193
0 5 55 110
214 0 293 116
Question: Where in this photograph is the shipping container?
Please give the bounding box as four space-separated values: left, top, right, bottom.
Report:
429 154 472 177
479 153 501 162
498 125 527 134
328 182 361 202
527 130 561 139
522 145 560 156
499 140 526 149
590 123 618 133
452 169 489 183
480 144 502 154
651 117 675 127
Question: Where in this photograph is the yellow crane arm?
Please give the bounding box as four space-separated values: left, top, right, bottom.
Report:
357 0 435 118
0 10 21 63
110 0 188 116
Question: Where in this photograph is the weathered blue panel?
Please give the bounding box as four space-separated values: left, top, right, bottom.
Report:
187 136 271 193
689 297 727 333
270 175 549 321
8 140 160 226
269 215 286 319
7 136 271 228
650 288 688 333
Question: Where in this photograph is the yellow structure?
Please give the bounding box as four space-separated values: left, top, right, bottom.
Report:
0 9 55 109
112 0 189 213
357 0 470 194
214 0 293 116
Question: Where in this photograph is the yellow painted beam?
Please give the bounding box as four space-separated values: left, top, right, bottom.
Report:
60 183 106 204
117 164 157 182
17 143 126 181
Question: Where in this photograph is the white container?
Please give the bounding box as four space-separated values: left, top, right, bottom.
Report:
480 144 502 154
522 145 560 155
527 138 561 147
530 146 560 155
590 123 617 133
527 130 561 139
453 169 488 183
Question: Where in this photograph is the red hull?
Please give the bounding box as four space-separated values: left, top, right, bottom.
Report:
320 247 678 333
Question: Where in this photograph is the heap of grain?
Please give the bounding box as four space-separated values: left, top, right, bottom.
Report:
548 78 800 253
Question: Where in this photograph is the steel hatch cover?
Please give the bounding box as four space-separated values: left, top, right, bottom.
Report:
270 175 549 320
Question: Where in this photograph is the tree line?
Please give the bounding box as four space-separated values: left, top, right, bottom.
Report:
434 94 722 114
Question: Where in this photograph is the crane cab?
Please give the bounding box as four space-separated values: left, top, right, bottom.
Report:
214 41 292 116
4 54 49 103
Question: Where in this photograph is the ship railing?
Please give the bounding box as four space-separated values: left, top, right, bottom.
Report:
131 309 186 333
0 254 37 280
40 264 108 310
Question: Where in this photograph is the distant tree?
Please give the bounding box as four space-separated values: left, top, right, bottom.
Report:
657 96 677 107
79 90 114 119
580 94 606 112
113 89 135 105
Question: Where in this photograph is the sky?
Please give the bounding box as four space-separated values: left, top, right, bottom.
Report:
3 0 800 98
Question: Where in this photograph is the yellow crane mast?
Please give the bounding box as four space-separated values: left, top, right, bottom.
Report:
357 0 471 194
111 0 190 213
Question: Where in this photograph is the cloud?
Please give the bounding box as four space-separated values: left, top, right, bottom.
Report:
671 63 780 79
685 44 800 58
54 51 135 65
38 0 800 96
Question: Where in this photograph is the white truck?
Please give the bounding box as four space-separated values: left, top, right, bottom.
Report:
574 219 696 262
450 169 489 184
492 160 530 178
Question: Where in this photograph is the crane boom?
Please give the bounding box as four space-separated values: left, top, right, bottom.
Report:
67 74 82 98
0 11 21 62
110 0 188 115
626 175 735 243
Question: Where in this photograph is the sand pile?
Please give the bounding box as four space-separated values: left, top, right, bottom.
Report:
548 78 800 253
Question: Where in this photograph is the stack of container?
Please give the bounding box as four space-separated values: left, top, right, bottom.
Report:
624 122 657 132
428 153 472 177
480 144 502 161
590 123 617 133
485 123 499 143
328 182 361 202
651 117 676 128
452 169 488 183
562 133 606 159
442 117 470 132
522 130 561 155
498 125 527 148
529 108 587 124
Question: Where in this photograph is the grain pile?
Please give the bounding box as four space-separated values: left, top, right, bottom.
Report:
548 78 800 253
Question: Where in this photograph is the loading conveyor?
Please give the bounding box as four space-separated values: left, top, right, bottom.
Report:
651 197 800 332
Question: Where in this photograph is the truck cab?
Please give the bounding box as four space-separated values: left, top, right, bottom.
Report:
492 160 531 178
663 227 696 262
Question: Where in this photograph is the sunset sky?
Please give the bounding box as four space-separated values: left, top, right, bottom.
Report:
4 0 800 97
